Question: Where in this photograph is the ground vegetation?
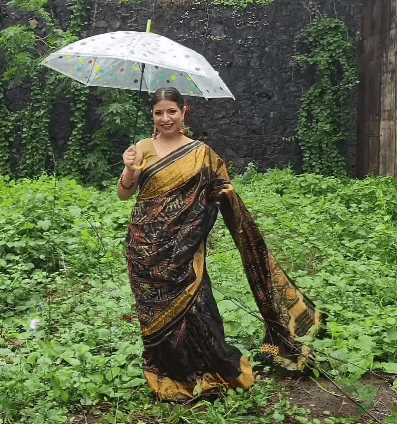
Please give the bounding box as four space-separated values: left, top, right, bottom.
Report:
1 168 396 423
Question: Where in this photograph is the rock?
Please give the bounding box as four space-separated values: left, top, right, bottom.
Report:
109 19 121 29
95 20 108 28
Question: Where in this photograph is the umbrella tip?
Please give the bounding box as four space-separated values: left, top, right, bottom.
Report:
146 20 152 33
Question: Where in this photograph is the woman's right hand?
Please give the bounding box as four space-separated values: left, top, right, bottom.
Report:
123 145 144 172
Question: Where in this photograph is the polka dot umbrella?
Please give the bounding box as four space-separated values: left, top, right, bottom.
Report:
41 22 234 100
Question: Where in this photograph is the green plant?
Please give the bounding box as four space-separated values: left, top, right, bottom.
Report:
58 82 90 181
293 17 359 176
0 175 143 422
7 0 51 12
7 0 56 31
2 171 394 423
232 169 397 379
0 13 72 178
241 161 259 181
69 0 91 37
118 0 147 4
212 0 275 9
0 25 38 85
85 87 151 186
0 90 21 176
18 70 59 178
0 0 150 183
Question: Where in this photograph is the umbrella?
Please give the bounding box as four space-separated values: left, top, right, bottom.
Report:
41 21 234 100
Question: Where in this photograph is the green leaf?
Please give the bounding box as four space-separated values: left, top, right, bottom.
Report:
193 385 202 396
381 363 397 374
387 328 397 342
80 394 93 405
105 367 121 381
61 390 69 402
62 355 81 367
37 219 51 230
273 411 285 422
129 377 146 388
47 408 67 421
87 372 104 384
73 343 91 356
218 299 238 311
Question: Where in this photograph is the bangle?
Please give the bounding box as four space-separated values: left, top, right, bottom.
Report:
119 173 135 190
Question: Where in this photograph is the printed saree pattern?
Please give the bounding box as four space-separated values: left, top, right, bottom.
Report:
126 140 320 399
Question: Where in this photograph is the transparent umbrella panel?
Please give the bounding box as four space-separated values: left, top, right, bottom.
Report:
43 31 234 99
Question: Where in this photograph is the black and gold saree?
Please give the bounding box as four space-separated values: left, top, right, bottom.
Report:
126 139 320 399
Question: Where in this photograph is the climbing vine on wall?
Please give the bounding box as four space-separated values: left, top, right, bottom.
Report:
0 24 38 176
86 88 151 185
19 69 56 178
7 0 55 31
293 17 359 176
57 82 90 180
56 0 96 182
0 90 21 176
212 0 275 10
0 0 150 183
0 24 38 84
69 0 91 37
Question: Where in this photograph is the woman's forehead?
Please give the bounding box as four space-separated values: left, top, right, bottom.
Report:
153 100 180 111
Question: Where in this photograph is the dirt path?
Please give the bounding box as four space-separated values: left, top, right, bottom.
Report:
69 373 397 424
275 373 397 423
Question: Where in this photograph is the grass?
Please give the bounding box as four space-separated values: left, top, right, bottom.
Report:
0 168 396 423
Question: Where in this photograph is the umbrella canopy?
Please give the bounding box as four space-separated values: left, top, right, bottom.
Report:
42 30 234 99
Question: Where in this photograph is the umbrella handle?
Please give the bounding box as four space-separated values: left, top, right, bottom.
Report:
130 158 147 171
130 62 146 145
146 20 152 33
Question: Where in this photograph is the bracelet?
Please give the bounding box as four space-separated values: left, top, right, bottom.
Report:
119 173 135 190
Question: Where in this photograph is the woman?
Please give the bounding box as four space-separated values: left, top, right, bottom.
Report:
118 87 320 400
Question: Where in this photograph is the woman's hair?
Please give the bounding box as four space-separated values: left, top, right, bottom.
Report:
151 87 186 111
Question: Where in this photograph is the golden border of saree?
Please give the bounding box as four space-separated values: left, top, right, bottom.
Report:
144 356 254 399
268 254 321 338
141 241 205 337
139 140 228 200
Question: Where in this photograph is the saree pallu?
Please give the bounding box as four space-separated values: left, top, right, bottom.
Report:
126 140 320 399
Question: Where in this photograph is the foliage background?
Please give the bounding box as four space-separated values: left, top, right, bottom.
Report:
292 17 359 176
0 0 362 180
1 169 397 423
1 1 391 423
0 0 152 185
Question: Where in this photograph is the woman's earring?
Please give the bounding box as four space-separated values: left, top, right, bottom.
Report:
179 122 185 135
152 125 160 139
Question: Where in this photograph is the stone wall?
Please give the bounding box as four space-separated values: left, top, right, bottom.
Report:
0 0 363 173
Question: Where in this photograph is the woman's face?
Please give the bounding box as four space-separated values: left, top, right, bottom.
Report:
153 100 185 138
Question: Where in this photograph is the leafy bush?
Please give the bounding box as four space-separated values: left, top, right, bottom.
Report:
1 170 396 422
226 168 397 378
0 0 151 183
293 17 359 176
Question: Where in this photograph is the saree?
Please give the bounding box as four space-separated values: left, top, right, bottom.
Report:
126 139 320 399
